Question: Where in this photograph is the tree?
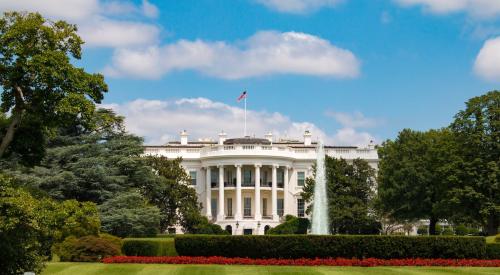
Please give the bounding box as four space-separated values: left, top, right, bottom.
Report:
302 157 379 234
3 109 151 204
0 179 44 275
142 156 204 232
99 191 161 238
35 198 100 257
267 215 310 235
377 128 461 235
450 91 500 235
0 12 107 162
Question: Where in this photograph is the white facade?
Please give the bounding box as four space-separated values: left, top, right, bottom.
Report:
144 131 379 235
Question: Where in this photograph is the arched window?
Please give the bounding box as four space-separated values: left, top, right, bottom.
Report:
225 225 233 235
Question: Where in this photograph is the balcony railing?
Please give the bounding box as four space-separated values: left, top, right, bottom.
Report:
145 144 378 160
242 182 255 187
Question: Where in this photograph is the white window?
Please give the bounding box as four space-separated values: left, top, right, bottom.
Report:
244 197 252 217
189 171 197 186
227 198 233 217
277 198 284 217
211 198 217 218
262 198 268 216
297 171 305 186
243 170 252 186
211 168 218 186
297 198 305 217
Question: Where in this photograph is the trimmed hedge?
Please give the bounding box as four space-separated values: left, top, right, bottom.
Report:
122 238 178 256
174 235 486 259
486 243 500 259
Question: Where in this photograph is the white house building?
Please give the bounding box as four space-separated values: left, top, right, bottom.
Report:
143 130 379 235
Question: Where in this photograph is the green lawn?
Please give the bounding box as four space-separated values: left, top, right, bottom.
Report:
43 263 500 275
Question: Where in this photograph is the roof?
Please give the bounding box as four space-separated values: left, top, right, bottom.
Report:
224 137 271 145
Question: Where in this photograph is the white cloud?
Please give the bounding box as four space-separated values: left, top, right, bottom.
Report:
104 31 360 79
474 36 500 81
255 0 342 14
0 0 161 48
142 0 159 18
325 111 382 128
394 0 500 18
102 98 375 147
79 17 160 48
0 0 100 21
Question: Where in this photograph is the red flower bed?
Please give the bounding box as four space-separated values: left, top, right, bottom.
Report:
103 256 500 267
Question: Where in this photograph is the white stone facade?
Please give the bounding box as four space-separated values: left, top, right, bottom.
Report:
143 131 379 235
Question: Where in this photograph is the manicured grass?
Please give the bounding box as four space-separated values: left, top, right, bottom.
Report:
487 236 498 244
42 263 500 275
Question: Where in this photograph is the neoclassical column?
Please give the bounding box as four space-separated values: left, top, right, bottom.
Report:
218 165 224 221
254 164 261 220
235 164 242 220
283 165 289 216
205 167 212 219
272 164 278 221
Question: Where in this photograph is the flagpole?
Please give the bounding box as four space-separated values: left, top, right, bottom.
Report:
244 95 247 137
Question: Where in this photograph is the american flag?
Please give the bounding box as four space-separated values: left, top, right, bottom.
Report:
237 91 247 102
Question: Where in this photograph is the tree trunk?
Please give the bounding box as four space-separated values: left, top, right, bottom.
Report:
0 85 24 158
486 215 499 236
429 217 438 235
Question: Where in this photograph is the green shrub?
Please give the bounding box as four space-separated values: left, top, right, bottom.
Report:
99 233 123 250
442 228 454 236
454 225 468 236
122 238 177 256
486 243 500 259
468 227 480 236
53 235 121 262
175 235 486 259
417 225 428 235
495 234 500 243
267 215 309 235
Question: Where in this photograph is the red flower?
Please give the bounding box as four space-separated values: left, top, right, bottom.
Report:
102 256 500 267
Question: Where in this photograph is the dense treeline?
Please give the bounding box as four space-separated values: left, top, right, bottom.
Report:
0 12 223 275
377 91 499 236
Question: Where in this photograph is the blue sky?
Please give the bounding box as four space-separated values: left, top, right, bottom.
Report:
2 0 500 145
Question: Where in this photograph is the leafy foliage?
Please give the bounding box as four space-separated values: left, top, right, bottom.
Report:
99 192 161 238
143 156 206 232
53 235 121 262
302 156 379 234
36 198 100 257
0 12 107 164
450 90 500 235
175 235 487 259
377 128 461 235
0 182 44 275
267 215 310 234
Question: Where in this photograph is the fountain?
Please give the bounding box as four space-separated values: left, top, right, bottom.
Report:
311 140 329 234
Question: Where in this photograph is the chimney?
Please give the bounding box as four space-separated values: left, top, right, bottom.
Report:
180 130 189 145
304 130 312 146
218 131 227 145
265 132 273 143
368 140 375 149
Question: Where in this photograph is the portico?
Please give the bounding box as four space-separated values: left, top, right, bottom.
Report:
143 131 379 235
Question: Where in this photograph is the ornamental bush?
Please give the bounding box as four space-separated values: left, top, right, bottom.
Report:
454 225 468 236
53 235 121 262
122 238 178 256
174 235 486 259
267 215 309 235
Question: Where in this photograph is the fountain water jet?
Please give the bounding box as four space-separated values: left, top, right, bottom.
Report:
311 140 329 234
